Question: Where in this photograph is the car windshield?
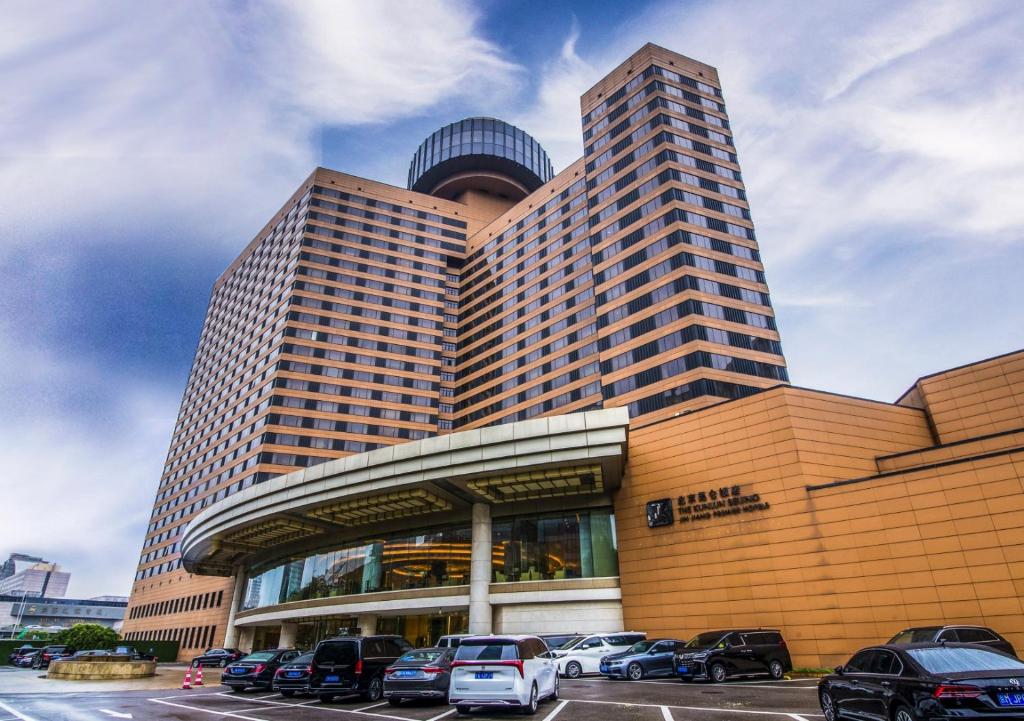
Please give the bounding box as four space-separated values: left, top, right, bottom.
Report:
686 633 725 649
889 628 940 644
455 642 517 661
557 636 585 650
241 652 276 662
293 652 314 664
627 641 655 654
908 647 1024 674
399 650 443 663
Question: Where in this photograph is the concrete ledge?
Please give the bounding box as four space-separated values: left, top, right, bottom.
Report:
48 659 156 680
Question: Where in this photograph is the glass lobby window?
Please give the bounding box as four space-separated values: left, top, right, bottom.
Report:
491 508 618 583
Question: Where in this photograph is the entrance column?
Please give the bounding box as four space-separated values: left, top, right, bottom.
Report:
222 565 246 648
468 503 493 634
357 614 378 637
279 622 298 649
237 627 255 653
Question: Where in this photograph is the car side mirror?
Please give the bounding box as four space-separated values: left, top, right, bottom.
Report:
834 665 844 675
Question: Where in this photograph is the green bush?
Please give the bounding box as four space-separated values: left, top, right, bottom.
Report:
53 623 119 650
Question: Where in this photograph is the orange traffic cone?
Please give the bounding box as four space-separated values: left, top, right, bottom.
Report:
195 664 204 686
182 667 193 690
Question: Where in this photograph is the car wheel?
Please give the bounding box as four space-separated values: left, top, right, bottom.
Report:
564 661 582 679
456 705 472 715
280 690 295 698
551 675 559 700
520 683 539 715
220 659 228 668
768 660 784 680
363 675 384 702
893 706 915 721
709 663 727 683
627 662 644 681
820 690 837 721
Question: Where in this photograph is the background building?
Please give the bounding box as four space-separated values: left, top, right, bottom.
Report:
122 41 794 658
0 595 127 638
0 555 69 599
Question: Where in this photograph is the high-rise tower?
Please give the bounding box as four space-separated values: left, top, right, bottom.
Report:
123 44 786 656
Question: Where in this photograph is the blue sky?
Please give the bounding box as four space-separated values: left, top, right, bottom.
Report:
1 0 1022 598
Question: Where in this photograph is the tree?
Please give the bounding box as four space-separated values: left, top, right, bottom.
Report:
53 623 119 650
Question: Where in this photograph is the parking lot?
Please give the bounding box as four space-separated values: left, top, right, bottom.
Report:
0 674 824 721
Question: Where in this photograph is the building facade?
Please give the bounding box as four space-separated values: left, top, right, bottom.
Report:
122 41 1024 669
0 595 127 638
0 559 70 599
124 42 788 659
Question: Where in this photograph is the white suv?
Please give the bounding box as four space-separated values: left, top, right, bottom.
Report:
449 635 558 715
553 632 646 678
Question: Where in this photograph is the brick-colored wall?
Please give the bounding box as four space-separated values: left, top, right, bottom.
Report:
615 380 1024 668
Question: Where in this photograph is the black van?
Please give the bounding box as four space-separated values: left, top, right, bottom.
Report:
310 635 413 703
674 630 792 683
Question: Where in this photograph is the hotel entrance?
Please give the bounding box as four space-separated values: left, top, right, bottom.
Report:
376 611 468 647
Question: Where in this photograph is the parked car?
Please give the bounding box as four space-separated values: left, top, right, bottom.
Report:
111 645 157 661
888 626 1017 657
539 633 582 651
674 629 792 682
72 650 114 658
222 649 303 692
601 639 688 680
193 647 244 667
31 645 75 669
449 635 558 715
436 634 474 649
309 635 412 703
273 651 315 697
14 651 40 668
819 643 1024 721
7 645 38 665
551 632 647 678
384 647 455 705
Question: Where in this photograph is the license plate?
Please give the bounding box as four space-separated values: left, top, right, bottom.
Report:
286 671 302 678
677 666 688 673
475 671 493 679
325 674 340 683
600 665 609 672
998 693 1024 706
397 670 418 677
232 668 246 674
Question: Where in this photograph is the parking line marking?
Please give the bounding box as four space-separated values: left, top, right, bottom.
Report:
541 700 569 721
215 692 411 720
661 707 673 721
572 698 816 717
148 698 272 721
788 715 811 721
0 701 36 721
424 709 457 721
354 702 388 711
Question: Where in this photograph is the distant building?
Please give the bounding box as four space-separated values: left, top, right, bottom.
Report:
0 553 45 580
0 560 70 599
0 594 127 638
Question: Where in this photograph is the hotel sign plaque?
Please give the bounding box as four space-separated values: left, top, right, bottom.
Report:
647 485 769 528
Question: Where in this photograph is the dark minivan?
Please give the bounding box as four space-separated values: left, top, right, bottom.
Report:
888 626 1016 657
675 630 792 682
310 635 412 703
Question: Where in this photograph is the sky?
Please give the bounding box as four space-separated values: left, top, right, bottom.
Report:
1 0 1022 599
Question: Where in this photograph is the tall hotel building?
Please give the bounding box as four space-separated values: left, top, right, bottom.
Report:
124 44 1024 669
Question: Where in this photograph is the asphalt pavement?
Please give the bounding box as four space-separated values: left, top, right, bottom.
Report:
0 673 824 721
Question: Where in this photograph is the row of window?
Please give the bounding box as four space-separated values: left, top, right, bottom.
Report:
601 323 783 373
594 216 756 271
458 303 595 367
268 413 432 442
459 288 594 356
583 63 723 128
277 360 436 398
303 232 447 275
587 100 732 157
309 199 465 241
626 377 763 418
456 361 600 422
587 113 736 173
598 257 768 310
299 264 442 304
597 239 762 289
301 251 444 290
603 350 788 398
272 394 435 426
599 294 775 340
291 293 441 331
292 279 439 316
123 624 217 650
272 383 435 422
459 312 597 382
459 341 600 402
129 590 224 620
288 310 440 346
312 185 467 228
494 384 604 427
306 203 451 263
282 342 435 375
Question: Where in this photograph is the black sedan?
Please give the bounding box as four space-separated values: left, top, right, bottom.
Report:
193 647 244 667
222 649 303 692
7 645 38 665
889 626 1017 658
600 639 687 680
820 643 1024 721
13 651 40 668
383 647 454 705
273 651 314 697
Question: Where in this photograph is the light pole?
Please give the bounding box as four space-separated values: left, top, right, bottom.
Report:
12 590 29 639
